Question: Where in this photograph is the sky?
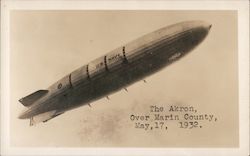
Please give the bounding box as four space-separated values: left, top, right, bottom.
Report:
9 10 238 147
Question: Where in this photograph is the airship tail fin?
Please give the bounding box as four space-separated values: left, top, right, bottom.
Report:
30 110 64 126
19 90 48 107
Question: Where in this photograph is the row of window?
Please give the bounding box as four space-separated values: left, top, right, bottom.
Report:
56 46 128 90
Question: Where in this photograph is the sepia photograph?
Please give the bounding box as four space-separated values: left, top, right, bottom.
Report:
10 9 238 147
1 0 249 156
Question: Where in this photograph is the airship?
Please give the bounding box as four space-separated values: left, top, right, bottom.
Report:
18 20 211 126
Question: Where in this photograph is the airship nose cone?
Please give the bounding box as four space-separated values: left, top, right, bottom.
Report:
190 20 212 36
186 20 211 31
165 20 211 57
202 22 212 31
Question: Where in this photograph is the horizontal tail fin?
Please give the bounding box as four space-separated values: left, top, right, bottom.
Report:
19 90 48 107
